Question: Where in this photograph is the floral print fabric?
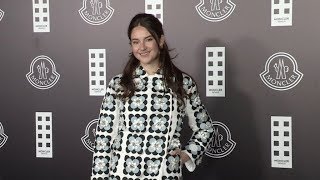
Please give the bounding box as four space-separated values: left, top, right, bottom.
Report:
91 66 213 180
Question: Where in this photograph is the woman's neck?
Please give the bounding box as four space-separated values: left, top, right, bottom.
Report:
141 63 160 75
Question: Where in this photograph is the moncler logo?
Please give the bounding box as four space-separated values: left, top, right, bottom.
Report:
79 0 114 25
81 119 99 152
0 122 8 149
205 121 236 158
195 0 236 22
260 52 303 91
0 9 4 22
26 55 60 90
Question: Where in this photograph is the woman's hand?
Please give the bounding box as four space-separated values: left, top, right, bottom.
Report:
169 149 191 164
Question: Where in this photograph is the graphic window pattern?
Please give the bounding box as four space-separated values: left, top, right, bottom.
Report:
89 49 106 96
36 112 53 158
145 0 163 24
271 116 292 168
206 47 225 97
271 0 292 26
32 0 50 32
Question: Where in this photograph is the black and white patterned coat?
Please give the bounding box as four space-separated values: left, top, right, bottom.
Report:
91 66 214 180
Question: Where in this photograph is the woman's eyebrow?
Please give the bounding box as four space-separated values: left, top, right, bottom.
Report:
131 35 153 41
144 35 153 39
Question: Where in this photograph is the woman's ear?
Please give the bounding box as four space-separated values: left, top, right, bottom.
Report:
159 35 165 49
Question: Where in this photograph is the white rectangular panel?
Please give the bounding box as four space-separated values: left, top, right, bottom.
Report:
206 47 225 97
145 0 163 24
36 112 53 158
89 49 107 96
32 0 50 32
271 116 292 168
271 0 292 26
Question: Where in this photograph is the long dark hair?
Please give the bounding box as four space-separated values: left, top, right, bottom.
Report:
120 13 187 106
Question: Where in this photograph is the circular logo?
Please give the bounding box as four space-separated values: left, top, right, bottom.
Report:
260 52 303 91
26 55 60 90
0 9 4 22
205 121 236 158
79 0 114 25
0 122 8 149
81 119 99 152
195 0 236 22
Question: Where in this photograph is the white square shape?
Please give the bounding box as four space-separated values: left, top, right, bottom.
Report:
89 49 107 96
271 116 292 168
271 0 292 26
145 0 163 24
32 0 50 32
206 47 225 97
36 112 53 158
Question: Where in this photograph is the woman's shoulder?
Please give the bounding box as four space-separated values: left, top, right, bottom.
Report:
181 73 197 92
107 74 123 92
110 74 123 81
182 73 193 80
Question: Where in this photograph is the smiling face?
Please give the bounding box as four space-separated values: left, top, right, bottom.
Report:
130 25 164 69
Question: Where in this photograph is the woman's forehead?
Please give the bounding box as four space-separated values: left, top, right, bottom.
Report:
131 26 152 39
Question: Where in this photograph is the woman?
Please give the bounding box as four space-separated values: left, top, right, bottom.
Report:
91 13 213 180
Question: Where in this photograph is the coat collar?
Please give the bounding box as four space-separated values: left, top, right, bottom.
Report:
133 65 163 78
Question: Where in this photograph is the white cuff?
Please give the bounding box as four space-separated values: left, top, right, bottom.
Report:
182 150 196 172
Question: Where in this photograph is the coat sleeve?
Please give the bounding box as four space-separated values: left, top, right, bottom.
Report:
90 77 120 180
182 76 214 172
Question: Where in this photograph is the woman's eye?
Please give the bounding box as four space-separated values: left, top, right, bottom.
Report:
146 38 153 42
131 41 139 45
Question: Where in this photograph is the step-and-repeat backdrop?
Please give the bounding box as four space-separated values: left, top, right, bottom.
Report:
0 0 319 180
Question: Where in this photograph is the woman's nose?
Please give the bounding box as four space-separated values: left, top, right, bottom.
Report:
139 41 146 50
